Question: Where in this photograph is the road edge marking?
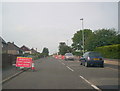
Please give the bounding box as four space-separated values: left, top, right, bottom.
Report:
66 66 74 72
1 70 24 84
79 76 101 91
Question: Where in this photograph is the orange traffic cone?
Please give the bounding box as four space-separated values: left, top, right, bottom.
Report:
31 62 35 71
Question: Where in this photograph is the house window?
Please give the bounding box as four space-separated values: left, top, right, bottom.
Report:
17 51 19 54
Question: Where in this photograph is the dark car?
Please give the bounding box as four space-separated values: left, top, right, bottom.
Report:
65 53 74 61
80 52 104 67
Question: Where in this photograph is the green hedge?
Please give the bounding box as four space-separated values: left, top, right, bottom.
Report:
72 51 83 56
94 44 120 59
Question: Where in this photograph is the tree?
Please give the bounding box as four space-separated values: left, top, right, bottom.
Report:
58 42 73 55
42 47 49 57
72 28 119 52
72 29 93 52
85 28 119 51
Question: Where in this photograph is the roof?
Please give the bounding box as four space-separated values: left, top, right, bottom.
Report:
0 37 7 44
7 42 20 50
31 48 38 53
21 45 31 51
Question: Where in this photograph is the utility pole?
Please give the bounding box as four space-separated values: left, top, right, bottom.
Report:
67 40 68 46
80 18 84 54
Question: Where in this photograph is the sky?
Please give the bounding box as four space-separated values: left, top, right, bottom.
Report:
1 2 118 54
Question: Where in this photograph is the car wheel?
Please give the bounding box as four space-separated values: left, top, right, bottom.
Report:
85 62 89 67
100 64 104 67
80 63 82 65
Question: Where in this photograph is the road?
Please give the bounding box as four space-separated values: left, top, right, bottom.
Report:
2 57 119 90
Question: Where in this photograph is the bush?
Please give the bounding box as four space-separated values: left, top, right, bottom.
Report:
94 44 120 59
72 51 82 56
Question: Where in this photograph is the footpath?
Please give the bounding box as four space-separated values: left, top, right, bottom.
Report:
2 59 40 83
2 66 24 83
104 58 119 66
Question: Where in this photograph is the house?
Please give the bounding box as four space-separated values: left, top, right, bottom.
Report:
7 42 22 55
1 37 8 54
20 45 31 54
31 48 38 54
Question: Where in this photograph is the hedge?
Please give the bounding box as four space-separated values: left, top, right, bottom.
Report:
72 51 82 56
94 44 120 59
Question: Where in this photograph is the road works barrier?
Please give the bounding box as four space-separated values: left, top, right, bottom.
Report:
16 57 32 68
16 57 36 71
54 55 65 60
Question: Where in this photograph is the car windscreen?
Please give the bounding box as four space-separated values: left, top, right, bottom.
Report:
89 52 101 57
65 53 73 56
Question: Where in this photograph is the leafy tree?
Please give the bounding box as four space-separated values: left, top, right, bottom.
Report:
115 33 120 44
85 28 119 51
72 28 119 52
42 47 49 57
72 29 93 51
58 42 72 55
94 29 117 45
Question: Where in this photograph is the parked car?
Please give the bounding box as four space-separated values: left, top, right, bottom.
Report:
79 52 104 67
65 53 74 61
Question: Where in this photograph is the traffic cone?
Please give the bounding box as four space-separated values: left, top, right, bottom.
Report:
31 62 35 71
62 56 65 59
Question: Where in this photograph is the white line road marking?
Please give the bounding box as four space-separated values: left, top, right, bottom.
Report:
80 76 91 84
91 84 100 90
59 61 62 63
66 66 74 71
62 63 65 65
1 70 24 84
79 76 101 91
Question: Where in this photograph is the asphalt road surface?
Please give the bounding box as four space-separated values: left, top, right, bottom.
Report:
2 57 119 90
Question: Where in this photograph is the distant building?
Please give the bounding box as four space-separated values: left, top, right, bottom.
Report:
20 45 31 54
1 37 8 54
7 42 22 55
31 48 38 54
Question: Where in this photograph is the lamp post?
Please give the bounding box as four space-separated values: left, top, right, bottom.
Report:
67 40 68 46
80 18 84 54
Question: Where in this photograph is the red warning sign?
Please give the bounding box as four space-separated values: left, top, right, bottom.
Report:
16 57 32 68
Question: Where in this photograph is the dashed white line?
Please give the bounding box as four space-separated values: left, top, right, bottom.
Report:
79 76 101 91
91 84 100 90
66 66 74 71
62 63 65 65
59 61 62 63
80 76 91 84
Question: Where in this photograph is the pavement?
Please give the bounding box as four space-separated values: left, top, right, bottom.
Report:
2 57 119 90
2 66 22 81
104 58 119 66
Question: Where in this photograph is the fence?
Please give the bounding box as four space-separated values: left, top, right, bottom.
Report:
2 54 18 69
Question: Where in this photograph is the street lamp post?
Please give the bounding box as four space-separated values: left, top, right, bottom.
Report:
80 18 84 55
67 40 68 46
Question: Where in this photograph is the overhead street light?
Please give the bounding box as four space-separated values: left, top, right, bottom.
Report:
80 18 84 54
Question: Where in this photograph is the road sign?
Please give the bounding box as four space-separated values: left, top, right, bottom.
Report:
16 57 33 68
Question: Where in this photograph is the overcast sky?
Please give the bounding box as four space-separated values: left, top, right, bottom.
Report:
1 2 118 54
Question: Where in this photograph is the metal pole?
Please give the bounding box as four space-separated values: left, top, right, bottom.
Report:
80 18 84 54
67 40 68 46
